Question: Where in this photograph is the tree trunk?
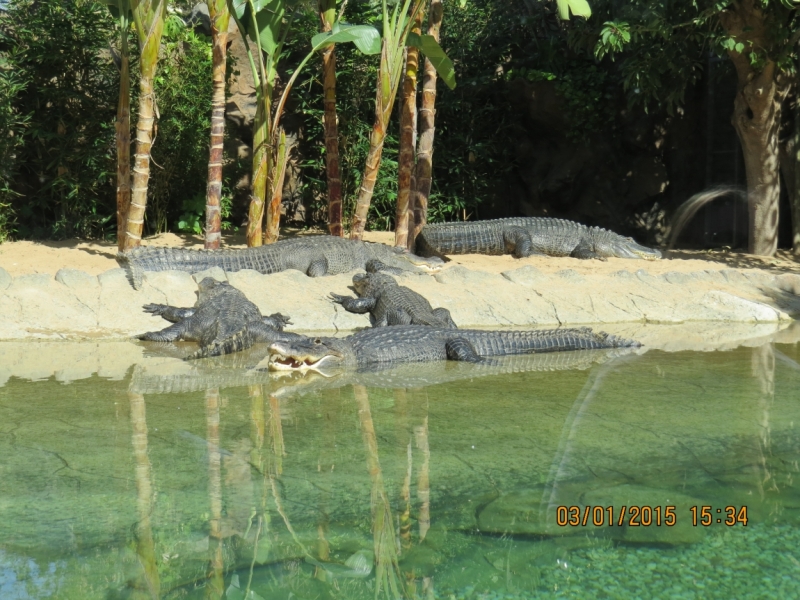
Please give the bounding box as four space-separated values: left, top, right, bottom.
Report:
410 0 443 251
395 7 424 249
782 93 800 255
319 0 343 237
123 0 166 250
115 24 131 252
204 0 230 250
720 1 789 256
247 101 269 247
264 129 287 244
350 40 396 240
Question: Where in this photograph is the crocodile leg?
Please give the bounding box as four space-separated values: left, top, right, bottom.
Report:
330 293 376 314
142 304 196 323
138 321 191 342
570 238 606 260
432 307 458 329
445 338 482 362
503 226 540 258
262 313 292 331
306 258 330 277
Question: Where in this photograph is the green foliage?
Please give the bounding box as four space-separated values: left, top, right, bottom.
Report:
0 0 118 239
177 192 233 235
146 15 215 233
0 65 29 242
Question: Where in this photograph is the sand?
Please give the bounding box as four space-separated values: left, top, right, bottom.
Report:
1 229 799 278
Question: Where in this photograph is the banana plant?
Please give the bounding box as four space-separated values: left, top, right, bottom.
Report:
227 0 381 245
349 0 456 241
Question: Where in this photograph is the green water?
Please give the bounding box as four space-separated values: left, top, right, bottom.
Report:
2 336 800 599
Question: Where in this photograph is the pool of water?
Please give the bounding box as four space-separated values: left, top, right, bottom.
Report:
2 327 800 599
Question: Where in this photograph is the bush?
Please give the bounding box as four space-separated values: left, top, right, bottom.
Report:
0 65 28 242
0 0 118 239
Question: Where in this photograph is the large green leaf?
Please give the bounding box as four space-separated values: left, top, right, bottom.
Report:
556 0 591 20
406 33 456 90
255 0 284 56
311 23 381 55
228 0 249 22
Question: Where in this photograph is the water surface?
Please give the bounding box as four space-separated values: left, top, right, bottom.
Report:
2 328 800 599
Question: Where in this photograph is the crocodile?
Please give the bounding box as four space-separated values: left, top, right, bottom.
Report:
137 277 303 359
330 272 457 328
267 325 640 371
415 217 661 260
117 235 444 289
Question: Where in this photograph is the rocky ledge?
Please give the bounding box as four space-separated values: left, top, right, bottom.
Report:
1 263 799 340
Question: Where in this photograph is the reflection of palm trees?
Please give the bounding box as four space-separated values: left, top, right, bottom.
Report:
354 384 405 598
752 343 778 497
128 391 161 599
205 387 224 599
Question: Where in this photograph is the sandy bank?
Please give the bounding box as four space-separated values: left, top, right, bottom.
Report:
1 231 800 340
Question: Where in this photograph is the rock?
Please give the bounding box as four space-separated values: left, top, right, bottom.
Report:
721 269 748 284
501 265 550 286
0 267 11 291
612 270 633 280
556 269 584 282
635 269 657 284
775 273 800 296
186 2 210 35
56 268 99 289
701 291 785 322
192 266 228 284
143 271 197 308
662 271 694 285
11 273 53 288
434 265 499 286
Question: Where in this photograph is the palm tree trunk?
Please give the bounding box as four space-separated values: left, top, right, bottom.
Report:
115 22 131 252
319 0 343 236
123 0 166 250
204 0 230 250
410 0 442 251
395 6 423 248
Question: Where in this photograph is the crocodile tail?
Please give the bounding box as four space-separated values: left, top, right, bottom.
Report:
116 252 144 290
185 328 255 360
596 331 642 349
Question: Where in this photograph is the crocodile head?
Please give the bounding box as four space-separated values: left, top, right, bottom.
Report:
352 272 396 297
268 336 350 372
604 237 662 260
370 243 445 272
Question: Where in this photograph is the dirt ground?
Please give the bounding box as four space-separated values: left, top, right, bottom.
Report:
1 228 800 277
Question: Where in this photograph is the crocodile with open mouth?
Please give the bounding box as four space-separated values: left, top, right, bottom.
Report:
118 235 444 289
330 272 457 328
137 277 303 359
415 217 662 260
267 325 640 371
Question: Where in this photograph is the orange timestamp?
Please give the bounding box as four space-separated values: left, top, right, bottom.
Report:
556 505 748 527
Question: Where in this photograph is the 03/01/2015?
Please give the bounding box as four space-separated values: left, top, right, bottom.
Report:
556 505 748 527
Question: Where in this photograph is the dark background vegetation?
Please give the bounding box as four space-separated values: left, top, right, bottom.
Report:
0 0 771 247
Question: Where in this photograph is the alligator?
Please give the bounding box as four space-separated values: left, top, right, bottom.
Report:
117 235 444 289
137 277 303 359
414 217 662 260
267 325 640 371
330 272 457 328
